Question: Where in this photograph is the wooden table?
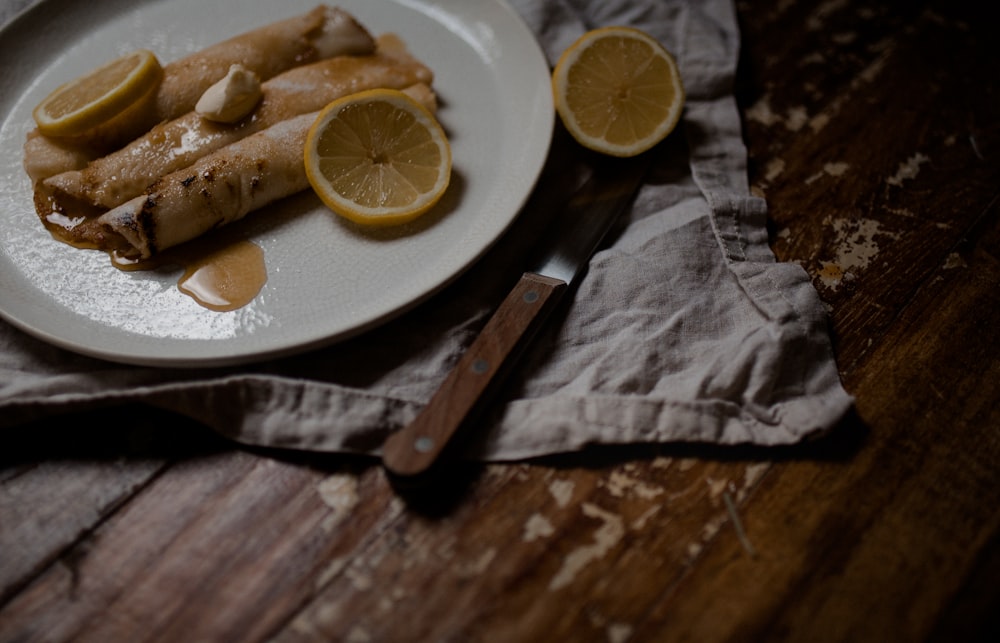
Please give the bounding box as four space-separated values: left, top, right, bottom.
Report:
3 0 998 640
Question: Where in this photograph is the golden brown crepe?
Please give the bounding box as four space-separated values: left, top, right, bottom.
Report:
26 8 438 260
99 113 316 259
23 5 375 182
97 82 438 259
42 41 433 212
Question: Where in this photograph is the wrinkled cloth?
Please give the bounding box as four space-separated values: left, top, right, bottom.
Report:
0 0 853 459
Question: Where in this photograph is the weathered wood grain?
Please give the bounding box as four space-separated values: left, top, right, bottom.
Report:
740 0 999 374
0 407 219 606
275 456 773 642
632 208 1000 641
1 450 344 641
0 457 164 605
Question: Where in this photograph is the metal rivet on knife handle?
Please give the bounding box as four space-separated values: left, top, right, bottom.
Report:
381 272 567 477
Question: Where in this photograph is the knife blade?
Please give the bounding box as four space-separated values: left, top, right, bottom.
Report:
381 151 651 477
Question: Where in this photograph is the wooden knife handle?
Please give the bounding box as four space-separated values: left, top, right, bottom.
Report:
382 272 567 477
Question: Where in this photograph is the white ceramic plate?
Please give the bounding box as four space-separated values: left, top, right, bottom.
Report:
0 0 553 367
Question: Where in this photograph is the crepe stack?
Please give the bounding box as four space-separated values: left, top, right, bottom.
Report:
26 5 437 260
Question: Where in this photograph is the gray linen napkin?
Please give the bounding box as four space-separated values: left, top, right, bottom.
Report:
0 0 853 458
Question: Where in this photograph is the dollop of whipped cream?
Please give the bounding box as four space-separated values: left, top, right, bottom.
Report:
195 64 262 123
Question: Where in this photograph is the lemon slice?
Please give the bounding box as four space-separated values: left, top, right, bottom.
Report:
304 88 452 226
552 26 684 157
33 49 163 137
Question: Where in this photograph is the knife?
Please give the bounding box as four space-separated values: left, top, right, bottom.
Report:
381 150 651 477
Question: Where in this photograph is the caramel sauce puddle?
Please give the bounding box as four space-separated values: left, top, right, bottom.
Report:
111 239 267 312
40 189 267 312
176 241 266 311
44 217 266 313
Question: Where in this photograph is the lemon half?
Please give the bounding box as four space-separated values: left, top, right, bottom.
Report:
552 26 684 157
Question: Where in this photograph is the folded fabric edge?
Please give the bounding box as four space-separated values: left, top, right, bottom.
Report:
679 47 855 439
450 389 855 462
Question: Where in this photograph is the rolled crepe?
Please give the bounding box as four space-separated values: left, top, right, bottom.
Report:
100 113 315 259
43 37 433 211
23 5 375 181
151 5 374 123
99 83 438 259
